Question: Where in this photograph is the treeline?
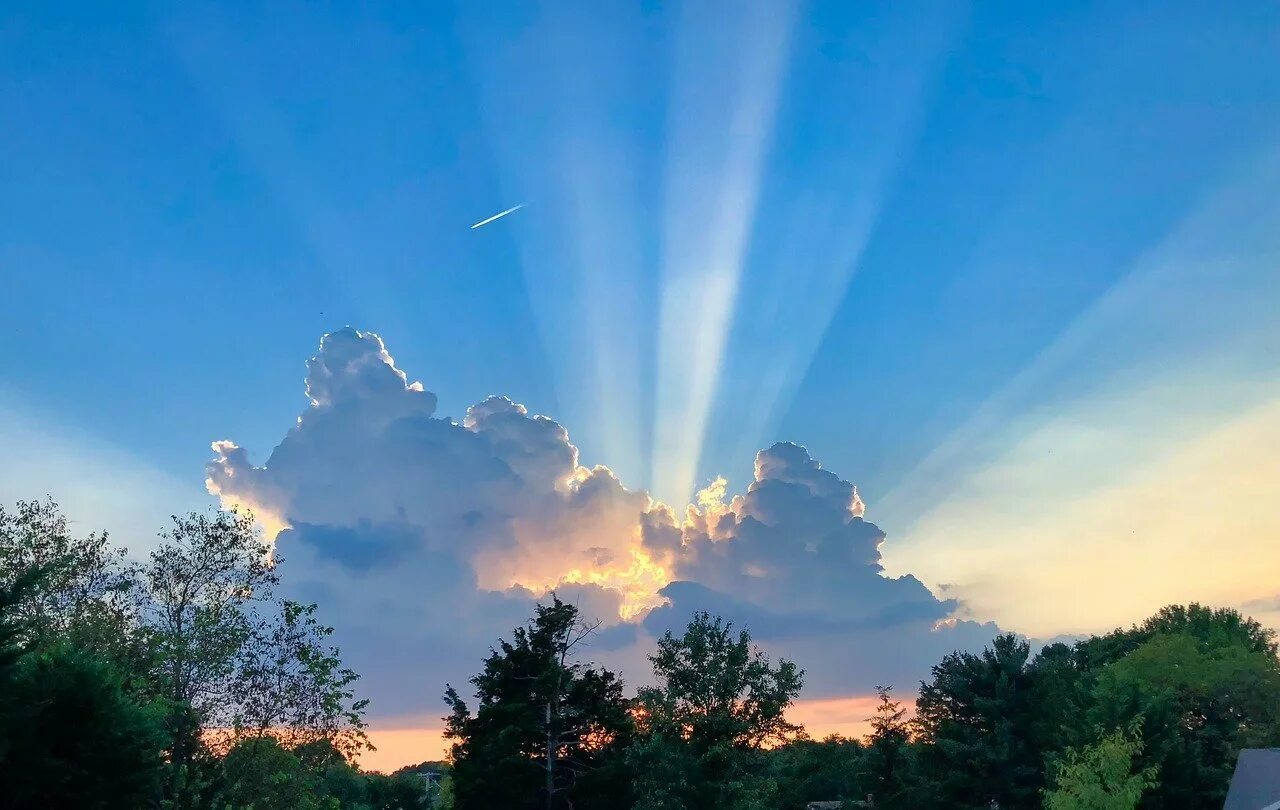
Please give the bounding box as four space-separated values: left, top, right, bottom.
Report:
0 498 426 809
4 498 1280 809
443 594 1280 809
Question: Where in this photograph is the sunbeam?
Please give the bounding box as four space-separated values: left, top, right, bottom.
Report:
878 151 1280 635
651 0 797 504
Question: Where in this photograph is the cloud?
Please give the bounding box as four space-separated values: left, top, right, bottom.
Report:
207 328 993 718
643 441 996 694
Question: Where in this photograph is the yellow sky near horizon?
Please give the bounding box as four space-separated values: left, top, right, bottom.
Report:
889 385 1280 639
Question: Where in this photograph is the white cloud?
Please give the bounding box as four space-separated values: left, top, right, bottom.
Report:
207 327 993 715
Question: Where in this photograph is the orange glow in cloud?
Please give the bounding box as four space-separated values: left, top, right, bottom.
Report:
553 546 671 620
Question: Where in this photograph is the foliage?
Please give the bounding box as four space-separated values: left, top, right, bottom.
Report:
143 509 279 728
139 508 370 804
362 771 435 810
0 570 167 809
0 498 140 658
629 612 804 809
444 595 632 810
1076 603 1277 670
914 633 1048 808
1087 631 1280 808
213 736 335 809
7 492 1280 810
765 737 864 810
636 612 804 750
1043 727 1157 810
232 599 371 760
860 686 919 808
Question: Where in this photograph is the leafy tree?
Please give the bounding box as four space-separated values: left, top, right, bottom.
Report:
765 737 864 810
1043 727 1157 810
0 566 167 809
142 508 278 802
914 633 1044 809
434 775 455 809
362 771 434 810
232 599 371 760
142 508 369 805
0 568 43 770
0 498 139 659
630 612 803 809
213 736 334 809
1087 631 1280 808
444 595 632 810
143 509 278 767
637 612 804 750
1076 603 1277 670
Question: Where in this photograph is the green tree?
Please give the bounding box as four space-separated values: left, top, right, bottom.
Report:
232 600 371 760
363 771 434 810
1043 727 1157 810
1087 631 1280 808
914 633 1044 809
860 686 917 808
630 612 803 809
444 595 632 810
142 508 369 806
0 572 167 810
213 736 335 810
765 737 864 810
0 498 140 660
637 612 804 750
1075 603 1276 671
143 508 279 796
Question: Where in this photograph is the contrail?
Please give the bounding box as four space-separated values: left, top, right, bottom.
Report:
470 203 525 229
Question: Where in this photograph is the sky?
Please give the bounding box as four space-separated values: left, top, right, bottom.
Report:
3 0 1279 771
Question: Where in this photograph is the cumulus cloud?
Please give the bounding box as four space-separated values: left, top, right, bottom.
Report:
642 441 996 693
207 328 995 718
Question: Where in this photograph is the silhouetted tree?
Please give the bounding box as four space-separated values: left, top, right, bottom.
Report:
914 633 1044 808
861 686 918 808
444 595 631 810
629 612 803 809
232 599 370 760
0 571 167 808
0 498 140 661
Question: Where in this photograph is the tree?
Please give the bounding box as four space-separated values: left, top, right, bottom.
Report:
1075 604 1277 671
142 508 279 792
861 686 917 808
913 633 1044 809
1087 632 1280 808
444 595 632 810
0 568 166 808
1043 727 1157 810
765 737 864 810
232 599 371 760
1 644 168 808
0 498 139 659
630 612 803 809
636 612 804 750
0 568 43 768
213 736 334 810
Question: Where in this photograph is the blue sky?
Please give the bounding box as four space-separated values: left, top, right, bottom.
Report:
4 2 1276 507
3 1 1280 761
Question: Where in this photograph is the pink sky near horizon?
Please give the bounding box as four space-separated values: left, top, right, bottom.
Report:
358 694 890 773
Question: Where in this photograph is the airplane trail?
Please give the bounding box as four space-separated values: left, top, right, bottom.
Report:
470 203 525 229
